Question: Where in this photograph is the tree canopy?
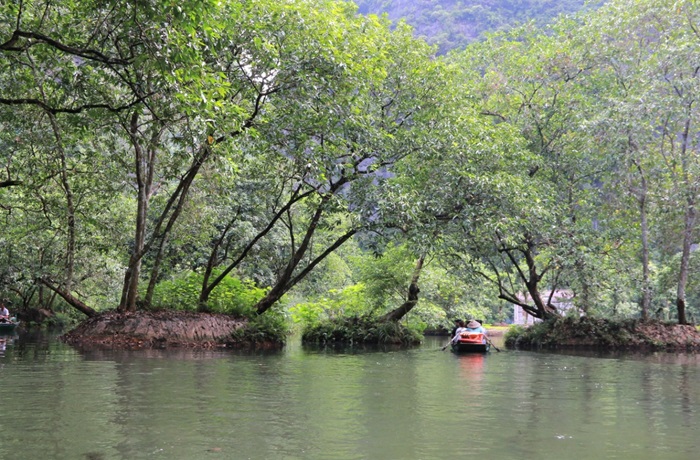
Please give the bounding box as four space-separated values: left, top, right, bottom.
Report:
2 0 699 333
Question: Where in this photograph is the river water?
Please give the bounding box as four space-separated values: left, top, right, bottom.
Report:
1 332 699 460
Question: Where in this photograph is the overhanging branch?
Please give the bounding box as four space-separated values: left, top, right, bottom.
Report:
1 29 132 66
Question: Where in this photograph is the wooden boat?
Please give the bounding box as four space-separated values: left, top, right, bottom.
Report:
451 331 490 353
0 320 19 333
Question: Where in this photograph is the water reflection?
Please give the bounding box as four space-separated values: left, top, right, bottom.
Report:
533 346 700 365
0 336 8 359
301 342 422 354
455 353 487 401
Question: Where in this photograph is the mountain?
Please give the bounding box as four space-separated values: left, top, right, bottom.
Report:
354 0 597 53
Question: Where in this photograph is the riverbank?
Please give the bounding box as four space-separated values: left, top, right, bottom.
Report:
505 317 700 351
61 310 249 349
60 311 698 351
64 311 424 349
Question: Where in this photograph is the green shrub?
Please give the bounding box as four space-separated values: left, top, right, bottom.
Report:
302 315 422 345
229 307 289 346
289 283 369 326
504 324 526 347
151 270 266 315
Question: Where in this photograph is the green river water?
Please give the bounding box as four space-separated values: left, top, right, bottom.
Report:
0 332 698 460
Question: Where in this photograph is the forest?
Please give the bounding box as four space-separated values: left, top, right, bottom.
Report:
1 0 699 340
356 0 596 53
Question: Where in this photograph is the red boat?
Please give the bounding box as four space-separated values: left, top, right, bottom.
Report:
451 331 490 353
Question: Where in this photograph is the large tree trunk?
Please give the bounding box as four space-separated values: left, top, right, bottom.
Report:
380 254 425 322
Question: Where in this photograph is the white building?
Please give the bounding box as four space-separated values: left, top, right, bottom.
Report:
512 290 576 325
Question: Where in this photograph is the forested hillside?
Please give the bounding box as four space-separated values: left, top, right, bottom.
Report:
355 0 597 52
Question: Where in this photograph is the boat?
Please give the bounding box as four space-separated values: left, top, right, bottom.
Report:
451 331 490 353
0 320 19 334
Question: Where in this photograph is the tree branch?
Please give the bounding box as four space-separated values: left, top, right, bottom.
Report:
0 93 153 114
1 29 131 65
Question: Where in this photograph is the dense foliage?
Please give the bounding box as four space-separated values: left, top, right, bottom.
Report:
1 0 699 339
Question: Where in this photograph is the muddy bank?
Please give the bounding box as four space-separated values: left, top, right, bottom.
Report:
507 317 700 351
61 310 247 349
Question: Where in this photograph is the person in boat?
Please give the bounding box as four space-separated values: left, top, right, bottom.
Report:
450 320 467 344
465 319 488 344
451 319 465 337
0 303 10 323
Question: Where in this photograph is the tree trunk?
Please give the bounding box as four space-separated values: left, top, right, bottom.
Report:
119 112 147 311
253 227 356 315
199 189 314 306
676 201 695 325
629 156 651 320
198 218 237 312
144 233 168 308
119 111 161 312
496 232 558 320
43 87 76 293
675 115 695 325
39 278 97 317
380 254 425 322
638 182 651 320
252 188 353 315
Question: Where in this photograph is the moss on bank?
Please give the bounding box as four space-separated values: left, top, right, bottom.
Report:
302 315 423 345
505 316 700 351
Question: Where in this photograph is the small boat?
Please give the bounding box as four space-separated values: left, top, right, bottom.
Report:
0 320 19 334
451 331 490 353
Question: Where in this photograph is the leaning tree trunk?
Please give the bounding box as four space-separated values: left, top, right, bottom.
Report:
253 199 333 315
380 255 425 322
40 278 97 317
253 179 353 316
495 232 558 321
253 226 356 315
199 188 314 307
